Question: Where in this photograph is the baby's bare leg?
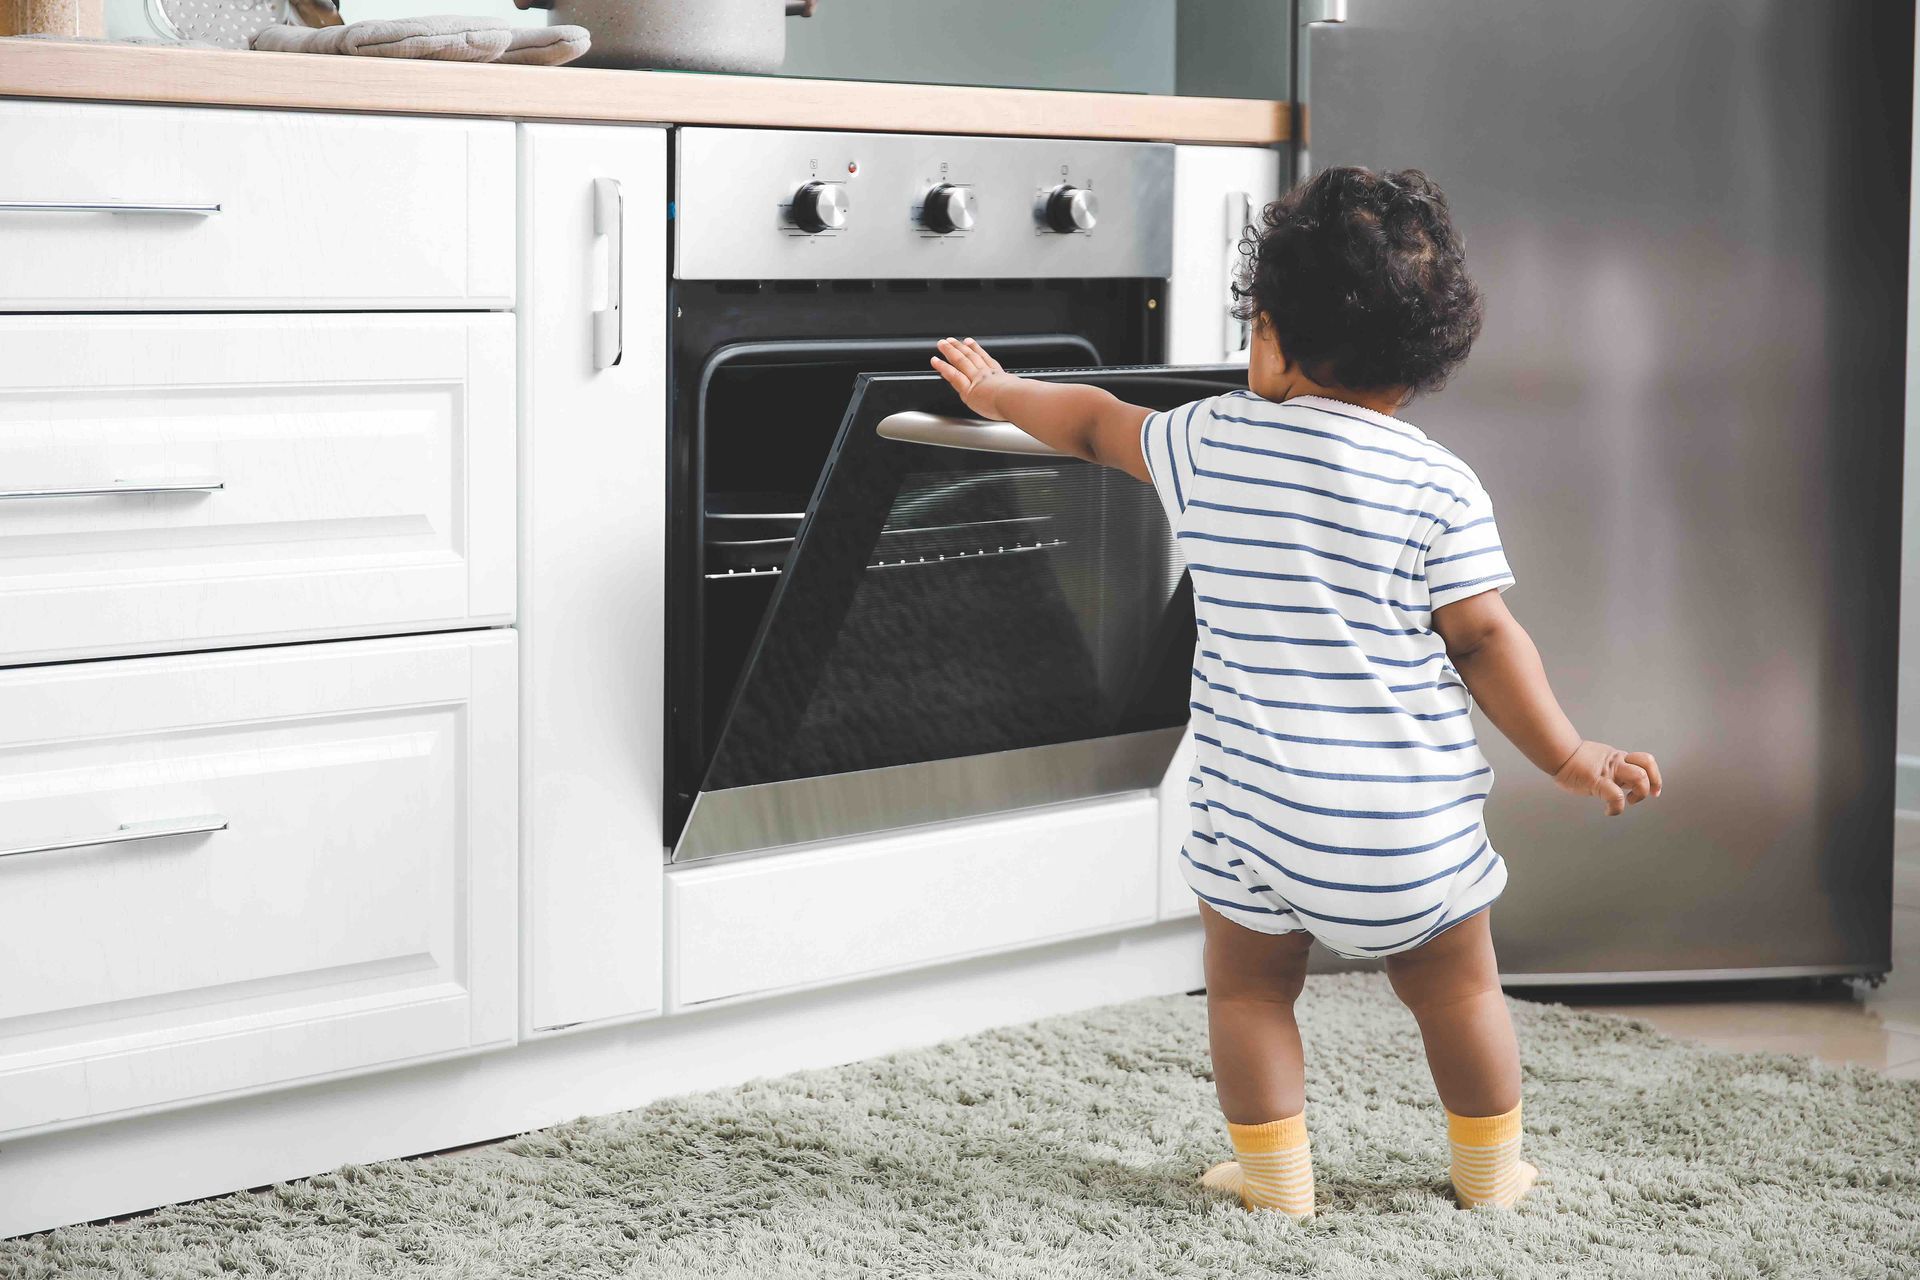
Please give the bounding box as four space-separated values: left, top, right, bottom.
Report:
1383 911 1519 1115
1200 902 1315 1122
1198 903 1318 1215
1386 911 1535 1208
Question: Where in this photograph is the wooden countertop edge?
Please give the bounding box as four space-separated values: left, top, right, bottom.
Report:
0 41 1291 144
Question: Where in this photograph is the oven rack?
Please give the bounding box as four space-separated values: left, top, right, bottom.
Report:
703 537 1068 580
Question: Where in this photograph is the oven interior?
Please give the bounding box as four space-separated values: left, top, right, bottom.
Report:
668 278 1167 844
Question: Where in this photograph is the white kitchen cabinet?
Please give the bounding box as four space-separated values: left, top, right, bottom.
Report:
0 631 518 1137
517 123 668 1034
0 314 515 667
1167 144 1282 364
1156 729 1201 921
666 795 1162 1009
0 102 514 311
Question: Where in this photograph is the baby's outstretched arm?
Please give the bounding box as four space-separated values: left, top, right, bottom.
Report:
1432 589 1663 816
931 338 1155 482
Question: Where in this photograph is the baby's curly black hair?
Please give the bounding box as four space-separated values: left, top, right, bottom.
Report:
1232 166 1482 396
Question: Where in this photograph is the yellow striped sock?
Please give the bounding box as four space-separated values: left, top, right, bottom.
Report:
1214 1114 1314 1217
1447 1102 1537 1208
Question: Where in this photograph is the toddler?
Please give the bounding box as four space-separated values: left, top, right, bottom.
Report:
931 166 1662 1216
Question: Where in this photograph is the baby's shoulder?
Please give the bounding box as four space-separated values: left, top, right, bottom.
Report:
1219 393 1489 488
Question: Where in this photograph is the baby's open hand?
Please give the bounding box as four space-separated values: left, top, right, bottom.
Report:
1553 741 1664 817
932 337 1016 421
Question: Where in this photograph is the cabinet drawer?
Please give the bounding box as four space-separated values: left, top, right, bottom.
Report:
0 102 512 311
666 796 1160 1008
0 314 514 666
0 632 517 1136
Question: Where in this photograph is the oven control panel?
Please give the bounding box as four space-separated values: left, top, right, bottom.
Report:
674 128 1173 281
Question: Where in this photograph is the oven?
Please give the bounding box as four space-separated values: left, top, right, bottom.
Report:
668 128 1242 861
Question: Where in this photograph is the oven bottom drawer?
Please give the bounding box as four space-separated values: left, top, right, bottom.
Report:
0 631 517 1136
666 795 1159 1009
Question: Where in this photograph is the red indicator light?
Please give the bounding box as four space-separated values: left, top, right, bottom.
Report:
847 161 858 174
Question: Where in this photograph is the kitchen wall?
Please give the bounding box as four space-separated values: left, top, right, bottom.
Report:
1175 0 1291 100
104 0 1288 99
785 0 1176 94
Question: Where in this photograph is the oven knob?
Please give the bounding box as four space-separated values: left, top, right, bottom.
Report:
1043 184 1099 233
922 183 975 234
790 181 848 233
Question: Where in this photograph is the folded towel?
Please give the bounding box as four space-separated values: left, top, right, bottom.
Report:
496 24 589 65
252 16 512 61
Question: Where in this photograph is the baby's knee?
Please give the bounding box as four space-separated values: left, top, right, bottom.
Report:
1384 953 1500 1016
1383 913 1501 1012
1209 976 1307 1011
1206 952 1310 1006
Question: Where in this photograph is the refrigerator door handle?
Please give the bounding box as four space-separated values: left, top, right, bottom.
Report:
1293 0 1348 185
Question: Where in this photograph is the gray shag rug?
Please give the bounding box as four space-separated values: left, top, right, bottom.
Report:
7 974 1919 1279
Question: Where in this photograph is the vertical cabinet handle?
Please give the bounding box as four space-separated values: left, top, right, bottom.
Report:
1225 191 1253 356
593 177 624 371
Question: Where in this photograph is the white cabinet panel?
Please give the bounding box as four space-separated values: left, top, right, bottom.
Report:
1167 144 1282 364
518 123 667 1034
1157 727 1201 920
667 797 1161 1009
0 314 515 666
0 102 513 311
0 632 517 1136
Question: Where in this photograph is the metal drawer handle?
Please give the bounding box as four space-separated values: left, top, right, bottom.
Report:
0 200 222 216
877 411 1063 457
0 814 229 861
0 477 224 501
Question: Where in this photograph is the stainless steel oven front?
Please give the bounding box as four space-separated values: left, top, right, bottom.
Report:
667 127 1239 861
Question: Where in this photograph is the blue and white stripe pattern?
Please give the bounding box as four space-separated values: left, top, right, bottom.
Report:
1141 392 1516 958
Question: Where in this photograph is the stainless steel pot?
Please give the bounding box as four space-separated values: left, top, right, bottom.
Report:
516 0 817 72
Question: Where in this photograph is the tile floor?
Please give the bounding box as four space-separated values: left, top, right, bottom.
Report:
1567 816 1920 1079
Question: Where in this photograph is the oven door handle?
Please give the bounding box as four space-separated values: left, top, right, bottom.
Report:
876 411 1064 457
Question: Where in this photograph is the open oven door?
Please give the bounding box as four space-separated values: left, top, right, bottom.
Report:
674 364 1246 862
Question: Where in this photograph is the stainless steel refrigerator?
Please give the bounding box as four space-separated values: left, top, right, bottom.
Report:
1294 0 1912 982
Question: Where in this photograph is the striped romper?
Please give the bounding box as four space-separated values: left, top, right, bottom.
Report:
1140 392 1516 959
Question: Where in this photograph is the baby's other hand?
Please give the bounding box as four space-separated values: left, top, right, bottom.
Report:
1553 741 1663 817
932 337 1016 420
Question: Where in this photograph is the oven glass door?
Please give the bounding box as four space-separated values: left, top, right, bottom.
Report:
675 365 1246 862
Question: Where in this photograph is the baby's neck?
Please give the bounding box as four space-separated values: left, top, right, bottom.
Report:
1253 375 1408 419
1289 388 1406 418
